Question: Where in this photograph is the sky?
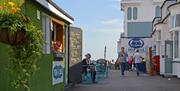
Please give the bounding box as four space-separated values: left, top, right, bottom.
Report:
54 0 124 60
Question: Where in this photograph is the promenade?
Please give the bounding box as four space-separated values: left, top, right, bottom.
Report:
66 70 180 91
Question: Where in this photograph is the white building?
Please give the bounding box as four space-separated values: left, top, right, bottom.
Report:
152 0 180 77
118 0 164 56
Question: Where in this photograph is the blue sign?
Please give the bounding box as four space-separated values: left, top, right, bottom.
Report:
52 62 63 85
53 65 62 79
128 38 144 48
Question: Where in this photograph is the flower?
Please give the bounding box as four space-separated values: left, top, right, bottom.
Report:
10 8 17 14
0 6 3 10
8 2 15 7
0 1 21 14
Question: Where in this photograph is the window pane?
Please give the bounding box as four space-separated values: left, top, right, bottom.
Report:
155 6 161 17
158 30 161 40
127 7 132 20
174 31 179 58
133 7 137 20
169 16 175 29
166 44 172 58
175 14 180 27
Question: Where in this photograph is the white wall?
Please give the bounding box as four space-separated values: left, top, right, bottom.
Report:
151 22 171 75
159 22 172 75
122 0 164 37
118 38 153 57
123 0 163 22
169 4 180 77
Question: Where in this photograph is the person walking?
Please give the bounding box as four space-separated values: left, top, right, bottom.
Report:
133 50 142 76
82 53 91 77
90 62 97 83
127 56 133 71
118 47 128 76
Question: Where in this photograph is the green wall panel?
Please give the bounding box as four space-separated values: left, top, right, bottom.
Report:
0 43 22 91
24 0 41 29
30 54 65 91
0 43 65 91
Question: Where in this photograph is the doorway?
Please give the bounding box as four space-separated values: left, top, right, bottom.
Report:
164 40 173 75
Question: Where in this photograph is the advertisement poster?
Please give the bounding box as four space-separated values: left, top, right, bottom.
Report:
52 61 63 85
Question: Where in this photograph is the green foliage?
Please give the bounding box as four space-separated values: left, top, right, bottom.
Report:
7 23 44 91
0 1 44 91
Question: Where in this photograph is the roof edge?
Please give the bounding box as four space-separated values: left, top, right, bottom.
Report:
35 0 74 24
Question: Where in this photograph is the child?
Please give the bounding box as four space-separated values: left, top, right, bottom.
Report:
127 56 133 71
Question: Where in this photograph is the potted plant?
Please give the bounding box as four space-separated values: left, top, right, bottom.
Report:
0 1 30 45
0 1 44 91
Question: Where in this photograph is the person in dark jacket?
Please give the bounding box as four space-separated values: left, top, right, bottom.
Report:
82 53 91 75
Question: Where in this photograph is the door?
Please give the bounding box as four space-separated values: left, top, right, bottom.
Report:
164 40 173 74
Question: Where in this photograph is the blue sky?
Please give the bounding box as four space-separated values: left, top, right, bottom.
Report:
54 0 124 60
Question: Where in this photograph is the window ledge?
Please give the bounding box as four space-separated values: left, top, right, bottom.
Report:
169 27 180 31
173 58 180 61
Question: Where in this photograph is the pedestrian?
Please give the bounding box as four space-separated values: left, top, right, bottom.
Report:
133 50 142 76
127 56 133 71
82 53 91 76
90 62 97 83
115 58 120 70
118 47 128 76
141 57 146 73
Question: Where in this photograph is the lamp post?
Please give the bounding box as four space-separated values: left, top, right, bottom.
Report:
104 46 106 59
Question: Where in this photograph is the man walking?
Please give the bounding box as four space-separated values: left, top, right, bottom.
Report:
133 50 142 76
118 47 128 76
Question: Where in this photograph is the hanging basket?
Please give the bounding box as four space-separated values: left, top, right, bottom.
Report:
0 28 29 46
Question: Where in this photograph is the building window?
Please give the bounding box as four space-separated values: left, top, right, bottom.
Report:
51 21 64 53
158 30 161 40
174 31 179 58
133 7 138 20
155 6 161 17
175 14 180 27
169 14 180 29
127 7 132 20
169 15 175 29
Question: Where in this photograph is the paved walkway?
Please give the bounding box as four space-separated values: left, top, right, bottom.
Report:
66 70 180 91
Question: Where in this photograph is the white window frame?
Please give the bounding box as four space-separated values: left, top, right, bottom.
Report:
42 13 51 54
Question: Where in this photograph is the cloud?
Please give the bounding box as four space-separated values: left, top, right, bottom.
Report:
101 19 123 25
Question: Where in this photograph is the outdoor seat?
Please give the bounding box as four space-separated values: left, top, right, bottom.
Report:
82 64 109 84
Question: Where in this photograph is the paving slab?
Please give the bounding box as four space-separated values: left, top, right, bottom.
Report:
66 70 180 91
